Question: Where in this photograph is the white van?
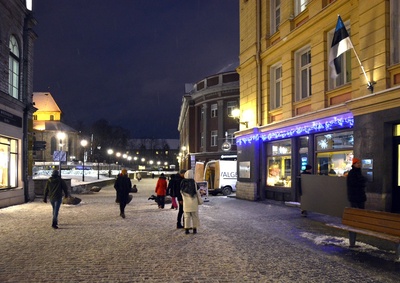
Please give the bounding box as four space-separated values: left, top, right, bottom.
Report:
203 160 237 196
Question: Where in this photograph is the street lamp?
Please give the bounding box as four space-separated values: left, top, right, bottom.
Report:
80 139 88 181
107 149 113 177
97 145 101 179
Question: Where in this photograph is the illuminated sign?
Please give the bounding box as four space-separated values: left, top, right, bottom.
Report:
236 114 354 145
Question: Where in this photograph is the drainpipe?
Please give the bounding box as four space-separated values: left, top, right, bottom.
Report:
256 0 263 200
256 0 262 126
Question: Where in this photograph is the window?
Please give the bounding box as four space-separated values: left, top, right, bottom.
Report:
271 0 281 34
211 130 218 147
391 0 400 64
328 23 351 89
226 129 236 145
315 131 354 176
227 101 237 117
294 0 308 16
267 139 291 187
295 47 311 101
9 35 20 100
211 104 217 118
0 136 18 189
50 115 54 121
270 64 282 109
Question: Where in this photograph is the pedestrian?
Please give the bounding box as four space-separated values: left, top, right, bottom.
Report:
174 170 186 228
167 174 178 210
155 173 167 209
180 170 203 234
346 158 367 209
136 172 142 182
298 164 312 217
43 169 69 229
114 168 132 218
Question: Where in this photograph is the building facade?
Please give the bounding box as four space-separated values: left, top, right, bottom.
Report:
178 71 239 170
236 0 400 213
0 0 36 208
32 92 80 166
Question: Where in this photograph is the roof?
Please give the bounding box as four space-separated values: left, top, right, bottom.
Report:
33 92 61 112
33 121 77 132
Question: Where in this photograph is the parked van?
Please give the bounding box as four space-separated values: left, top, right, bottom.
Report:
203 160 237 196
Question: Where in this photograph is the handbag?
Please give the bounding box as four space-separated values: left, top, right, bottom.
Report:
197 191 204 205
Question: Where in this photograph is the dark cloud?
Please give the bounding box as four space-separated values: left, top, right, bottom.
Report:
32 0 239 138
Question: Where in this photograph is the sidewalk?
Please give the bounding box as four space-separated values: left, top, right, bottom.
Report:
0 178 399 282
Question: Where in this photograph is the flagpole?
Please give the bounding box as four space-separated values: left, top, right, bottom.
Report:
347 37 375 93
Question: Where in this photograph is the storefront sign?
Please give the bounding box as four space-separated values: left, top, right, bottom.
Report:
0 110 22 128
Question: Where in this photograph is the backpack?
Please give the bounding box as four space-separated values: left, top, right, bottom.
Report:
180 178 197 196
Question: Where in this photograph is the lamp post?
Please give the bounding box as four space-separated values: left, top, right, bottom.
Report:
97 145 101 179
107 149 113 177
80 139 88 181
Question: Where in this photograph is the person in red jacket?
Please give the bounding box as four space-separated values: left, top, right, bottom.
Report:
155 173 167 209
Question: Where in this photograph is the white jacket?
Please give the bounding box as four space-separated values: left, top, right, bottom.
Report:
182 189 202 212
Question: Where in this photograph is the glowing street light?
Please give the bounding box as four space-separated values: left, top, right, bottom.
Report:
80 139 88 181
107 149 113 177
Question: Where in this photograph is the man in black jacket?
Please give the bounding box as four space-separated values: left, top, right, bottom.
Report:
170 169 185 228
114 169 132 218
347 158 367 209
43 170 69 229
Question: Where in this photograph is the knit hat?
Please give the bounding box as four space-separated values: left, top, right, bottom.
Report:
352 158 360 165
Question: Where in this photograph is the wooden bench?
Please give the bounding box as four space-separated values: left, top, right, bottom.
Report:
326 207 400 260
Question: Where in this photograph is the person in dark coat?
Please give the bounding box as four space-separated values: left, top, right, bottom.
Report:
346 158 367 209
114 169 132 218
298 164 312 217
43 170 69 229
167 174 178 209
169 170 185 228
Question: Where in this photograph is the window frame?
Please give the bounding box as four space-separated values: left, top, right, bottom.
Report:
227 101 237 117
294 0 308 16
390 0 400 65
270 0 281 34
295 46 311 101
211 130 218 147
270 63 282 109
8 35 20 100
327 21 352 90
211 104 218 118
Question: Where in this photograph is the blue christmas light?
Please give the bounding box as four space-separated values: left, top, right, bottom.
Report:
236 114 354 145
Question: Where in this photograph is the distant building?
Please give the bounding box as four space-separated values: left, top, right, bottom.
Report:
178 71 239 170
32 92 80 164
127 138 179 170
0 0 36 208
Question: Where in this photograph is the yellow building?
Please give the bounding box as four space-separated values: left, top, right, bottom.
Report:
32 92 79 164
236 0 400 212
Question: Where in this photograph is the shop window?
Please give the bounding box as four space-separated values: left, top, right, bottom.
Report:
0 137 18 189
315 131 353 176
267 139 292 187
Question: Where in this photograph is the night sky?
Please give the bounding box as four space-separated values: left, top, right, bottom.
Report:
32 0 239 139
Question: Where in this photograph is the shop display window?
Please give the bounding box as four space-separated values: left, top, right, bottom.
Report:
0 137 18 189
316 131 353 176
267 139 292 187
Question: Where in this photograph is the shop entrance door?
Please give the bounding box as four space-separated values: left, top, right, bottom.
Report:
393 137 400 212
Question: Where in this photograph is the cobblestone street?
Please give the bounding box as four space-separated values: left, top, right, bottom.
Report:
0 178 399 282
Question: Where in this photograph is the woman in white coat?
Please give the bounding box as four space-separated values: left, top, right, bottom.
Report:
180 170 203 234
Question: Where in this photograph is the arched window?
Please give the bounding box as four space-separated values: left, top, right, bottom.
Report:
9 35 20 100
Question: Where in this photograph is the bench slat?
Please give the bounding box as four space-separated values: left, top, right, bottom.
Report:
342 208 400 237
326 223 400 244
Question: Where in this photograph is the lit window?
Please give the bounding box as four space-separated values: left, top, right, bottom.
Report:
227 101 237 117
9 35 20 100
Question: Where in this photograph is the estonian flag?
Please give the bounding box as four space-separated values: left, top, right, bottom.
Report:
329 16 353 78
